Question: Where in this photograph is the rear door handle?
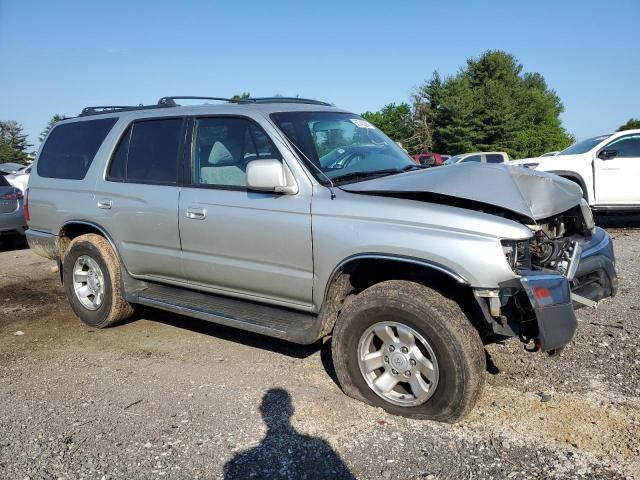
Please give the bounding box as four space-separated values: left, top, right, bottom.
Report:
97 199 112 209
186 207 207 220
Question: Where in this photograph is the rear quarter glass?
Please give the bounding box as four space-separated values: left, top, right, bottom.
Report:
37 118 118 180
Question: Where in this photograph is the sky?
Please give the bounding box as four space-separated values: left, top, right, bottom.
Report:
1 0 639 148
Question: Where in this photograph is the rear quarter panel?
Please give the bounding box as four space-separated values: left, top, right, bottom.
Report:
27 117 128 235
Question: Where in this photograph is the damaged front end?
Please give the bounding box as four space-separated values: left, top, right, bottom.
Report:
476 200 618 353
340 163 618 354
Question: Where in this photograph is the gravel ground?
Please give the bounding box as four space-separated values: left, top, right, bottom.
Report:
1 215 639 480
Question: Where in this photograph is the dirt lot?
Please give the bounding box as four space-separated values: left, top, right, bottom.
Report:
1 216 639 480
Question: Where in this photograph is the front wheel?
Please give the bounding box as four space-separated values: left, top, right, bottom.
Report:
332 280 485 423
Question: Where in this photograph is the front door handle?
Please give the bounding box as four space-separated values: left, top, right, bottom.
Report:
186 207 207 220
97 199 112 209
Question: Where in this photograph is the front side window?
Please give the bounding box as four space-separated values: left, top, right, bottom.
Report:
107 118 183 184
191 117 281 188
603 134 640 158
460 155 482 163
38 118 117 180
271 112 414 185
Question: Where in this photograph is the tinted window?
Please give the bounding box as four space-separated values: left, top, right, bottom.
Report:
0 175 10 187
485 154 504 163
192 117 281 188
604 135 640 158
37 118 117 180
107 119 183 184
461 155 482 163
107 127 131 181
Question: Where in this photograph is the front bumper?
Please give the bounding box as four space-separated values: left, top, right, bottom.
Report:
520 227 617 352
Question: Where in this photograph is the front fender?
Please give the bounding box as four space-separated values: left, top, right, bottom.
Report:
311 190 526 307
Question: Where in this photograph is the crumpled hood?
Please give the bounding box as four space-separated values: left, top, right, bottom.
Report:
340 163 583 222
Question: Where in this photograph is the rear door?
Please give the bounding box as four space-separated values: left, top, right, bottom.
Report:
594 133 640 204
93 117 187 280
178 115 313 307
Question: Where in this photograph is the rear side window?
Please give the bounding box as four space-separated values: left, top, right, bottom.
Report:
37 118 117 180
485 154 504 163
107 118 183 184
0 175 10 187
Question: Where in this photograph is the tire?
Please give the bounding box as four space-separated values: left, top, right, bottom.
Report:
62 233 134 328
332 280 485 423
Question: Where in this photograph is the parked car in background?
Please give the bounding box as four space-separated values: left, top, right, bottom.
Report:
0 163 27 175
412 152 444 167
0 174 27 243
511 130 640 211
540 151 559 157
5 165 31 192
26 96 617 423
443 152 510 165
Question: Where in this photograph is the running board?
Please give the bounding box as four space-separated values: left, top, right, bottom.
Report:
127 281 322 345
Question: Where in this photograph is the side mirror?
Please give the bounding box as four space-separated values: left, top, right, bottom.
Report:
598 149 618 160
246 159 298 194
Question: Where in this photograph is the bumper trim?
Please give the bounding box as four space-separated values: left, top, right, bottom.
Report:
521 274 577 352
26 229 59 260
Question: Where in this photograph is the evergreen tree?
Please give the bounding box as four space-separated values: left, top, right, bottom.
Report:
0 120 32 164
617 118 640 131
413 50 572 158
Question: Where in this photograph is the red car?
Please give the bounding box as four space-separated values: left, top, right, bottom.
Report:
412 153 444 167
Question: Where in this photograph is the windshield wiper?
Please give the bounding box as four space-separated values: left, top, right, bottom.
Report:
331 164 424 185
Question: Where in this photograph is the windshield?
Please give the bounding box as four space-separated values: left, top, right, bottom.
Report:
443 154 462 165
270 112 415 184
560 135 610 155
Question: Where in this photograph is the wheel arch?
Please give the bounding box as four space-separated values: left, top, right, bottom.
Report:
318 254 484 339
58 220 124 282
548 170 589 201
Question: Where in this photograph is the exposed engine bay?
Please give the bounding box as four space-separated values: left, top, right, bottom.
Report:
502 201 595 279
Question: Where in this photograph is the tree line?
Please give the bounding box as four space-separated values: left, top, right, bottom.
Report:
362 50 637 158
1 52 638 166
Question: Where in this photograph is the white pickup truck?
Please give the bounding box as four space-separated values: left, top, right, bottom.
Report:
511 129 640 211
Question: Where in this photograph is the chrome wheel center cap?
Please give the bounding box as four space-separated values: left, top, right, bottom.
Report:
390 352 409 371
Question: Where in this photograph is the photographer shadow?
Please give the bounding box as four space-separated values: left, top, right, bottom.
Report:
223 388 355 480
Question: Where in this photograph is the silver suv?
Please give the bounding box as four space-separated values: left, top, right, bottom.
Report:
26 96 617 422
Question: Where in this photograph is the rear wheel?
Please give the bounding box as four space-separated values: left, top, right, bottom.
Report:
332 280 485 422
62 234 134 328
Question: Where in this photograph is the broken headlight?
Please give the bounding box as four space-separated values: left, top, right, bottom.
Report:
579 199 595 233
501 239 531 271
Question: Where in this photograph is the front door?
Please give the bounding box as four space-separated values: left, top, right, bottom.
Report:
594 133 640 204
178 116 314 308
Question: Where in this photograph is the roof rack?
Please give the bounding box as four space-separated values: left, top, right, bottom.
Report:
157 96 237 106
79 104 172 117
238 97 333 106
79 96 332 116
159 96 332 107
